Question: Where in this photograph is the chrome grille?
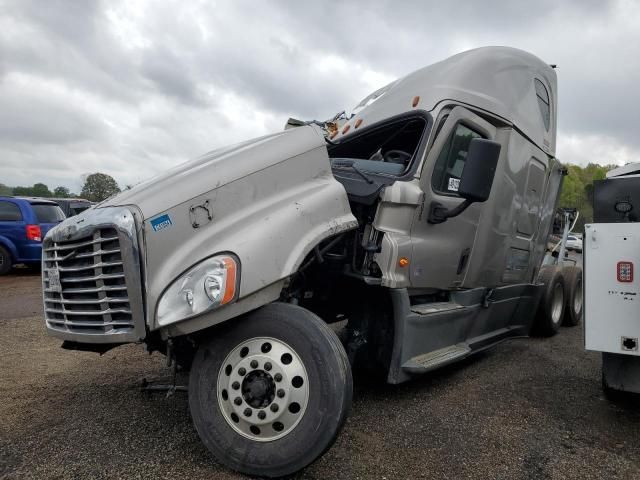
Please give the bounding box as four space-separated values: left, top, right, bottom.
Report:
43 227 135 335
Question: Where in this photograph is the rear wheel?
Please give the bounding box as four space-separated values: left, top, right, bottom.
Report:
532 266 565 336
0 245 12 275
189 303 352 478
562 266 582 326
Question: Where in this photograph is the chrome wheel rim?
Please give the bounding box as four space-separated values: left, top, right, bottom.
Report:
217 337 309 442
551 282 564 324
573 278 583 314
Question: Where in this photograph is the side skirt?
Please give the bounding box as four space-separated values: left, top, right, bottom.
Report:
387 283 543 384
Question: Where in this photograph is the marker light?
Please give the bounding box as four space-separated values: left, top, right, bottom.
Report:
157 255 239 326
617 261 633 283
399 257 410 267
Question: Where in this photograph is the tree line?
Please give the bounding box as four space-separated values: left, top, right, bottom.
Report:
0 173 122 202
559 163 614 230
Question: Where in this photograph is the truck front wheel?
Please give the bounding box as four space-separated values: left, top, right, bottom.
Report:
189 303 352 478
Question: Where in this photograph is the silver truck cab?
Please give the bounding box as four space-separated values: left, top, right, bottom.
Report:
42 47 566 477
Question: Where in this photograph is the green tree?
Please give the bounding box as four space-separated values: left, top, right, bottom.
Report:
0 184 12 196
12 183 52 197
80 173 121 202
558 163 614 230
12 186 32 196
53 186 71 197
32 183 52 197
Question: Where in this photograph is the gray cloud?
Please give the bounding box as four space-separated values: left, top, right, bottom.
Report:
0 0 638 191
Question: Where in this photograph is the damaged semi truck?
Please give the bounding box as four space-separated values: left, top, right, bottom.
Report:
42 47 578 477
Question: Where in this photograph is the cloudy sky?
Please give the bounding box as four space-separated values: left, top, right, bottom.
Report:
1 0 639 193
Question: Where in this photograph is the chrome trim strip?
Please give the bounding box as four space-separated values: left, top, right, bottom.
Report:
60 272 125 283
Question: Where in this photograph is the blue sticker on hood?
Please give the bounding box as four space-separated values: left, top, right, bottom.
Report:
151 214 172 232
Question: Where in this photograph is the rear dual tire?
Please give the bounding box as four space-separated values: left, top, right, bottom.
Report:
532 266 565 336
532 265 582 336
189 303 352 478
562 266 582 327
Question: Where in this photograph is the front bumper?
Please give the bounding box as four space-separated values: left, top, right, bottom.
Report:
42 207 146 344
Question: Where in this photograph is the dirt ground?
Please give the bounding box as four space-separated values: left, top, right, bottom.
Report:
1 271 639 479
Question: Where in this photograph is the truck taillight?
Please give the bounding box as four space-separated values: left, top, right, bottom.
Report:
26 224 42 242
617 261 633 282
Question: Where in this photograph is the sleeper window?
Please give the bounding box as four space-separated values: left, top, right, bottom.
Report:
535 79 551 131
431 123 482 195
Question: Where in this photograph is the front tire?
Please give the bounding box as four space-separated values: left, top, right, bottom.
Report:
189 303 352 478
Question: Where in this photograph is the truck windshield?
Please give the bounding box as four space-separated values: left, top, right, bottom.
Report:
31 204 66 223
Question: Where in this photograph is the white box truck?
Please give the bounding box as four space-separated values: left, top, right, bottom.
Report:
585 164 640 395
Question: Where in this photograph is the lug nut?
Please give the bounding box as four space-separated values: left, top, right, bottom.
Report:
270 404 279 413
234 397 242 406
244 408 252 417
274 373 282 382
238 367 246 376
277 389 285 398
258 410 266 420
264 362 272 371
250 360 259 369
232 381 240 390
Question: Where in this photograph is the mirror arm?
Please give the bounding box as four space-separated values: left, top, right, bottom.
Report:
427 199 473 224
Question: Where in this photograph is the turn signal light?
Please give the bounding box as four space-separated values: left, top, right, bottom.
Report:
221 257 237 305
26 224 42 242
399 257 409 267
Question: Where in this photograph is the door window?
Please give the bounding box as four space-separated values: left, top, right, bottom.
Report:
0 201 22 221
431 123 483 195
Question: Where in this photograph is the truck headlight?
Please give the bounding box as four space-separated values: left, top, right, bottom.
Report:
157 255 238 326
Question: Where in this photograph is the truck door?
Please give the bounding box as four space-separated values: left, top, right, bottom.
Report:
411 106 497 289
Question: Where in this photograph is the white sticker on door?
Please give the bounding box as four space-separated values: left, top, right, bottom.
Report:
448 178 460 192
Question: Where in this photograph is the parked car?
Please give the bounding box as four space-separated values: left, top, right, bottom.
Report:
47 198 93 217
566 234 583 252
0 197 65 274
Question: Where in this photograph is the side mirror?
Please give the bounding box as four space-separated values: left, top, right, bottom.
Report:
428 138 501 224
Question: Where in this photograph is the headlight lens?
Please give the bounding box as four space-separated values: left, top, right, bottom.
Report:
157 255 238 326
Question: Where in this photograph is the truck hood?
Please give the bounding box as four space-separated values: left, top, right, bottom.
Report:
99 126 326 219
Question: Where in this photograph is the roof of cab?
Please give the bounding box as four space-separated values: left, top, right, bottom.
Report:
336 46 558 156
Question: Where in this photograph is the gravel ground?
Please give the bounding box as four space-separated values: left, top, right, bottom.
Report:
1 270 639 479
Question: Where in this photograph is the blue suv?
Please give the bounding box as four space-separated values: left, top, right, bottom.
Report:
0 197 66 274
